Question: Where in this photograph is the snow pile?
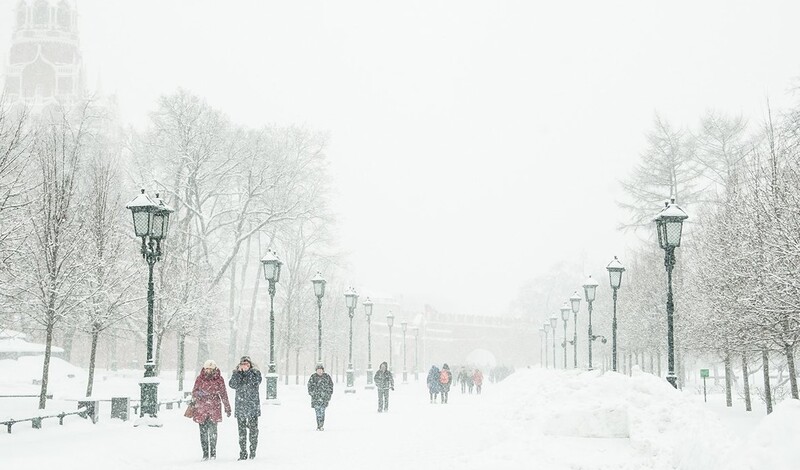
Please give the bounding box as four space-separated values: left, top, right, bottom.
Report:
725 399 800 470
492 367 738 470
0 356 85 385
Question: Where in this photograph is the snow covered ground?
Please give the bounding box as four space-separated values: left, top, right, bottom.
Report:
1 358 798 470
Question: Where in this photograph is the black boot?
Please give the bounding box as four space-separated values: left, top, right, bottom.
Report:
238 451 247 461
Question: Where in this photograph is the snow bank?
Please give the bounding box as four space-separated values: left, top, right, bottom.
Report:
0 356 85 385
725 399 800 470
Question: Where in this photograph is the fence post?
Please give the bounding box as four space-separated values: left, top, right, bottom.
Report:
111 397 130 421
31 417 42 429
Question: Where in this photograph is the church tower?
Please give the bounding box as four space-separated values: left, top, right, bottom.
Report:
4 0 84 113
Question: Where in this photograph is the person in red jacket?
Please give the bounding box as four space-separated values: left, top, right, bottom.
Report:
472 369 484 395
192 359 232 460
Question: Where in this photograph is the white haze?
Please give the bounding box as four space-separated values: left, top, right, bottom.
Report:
1 0 799 315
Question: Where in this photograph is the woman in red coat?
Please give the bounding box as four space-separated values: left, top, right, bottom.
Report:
192 359 232 460
472 369 484 395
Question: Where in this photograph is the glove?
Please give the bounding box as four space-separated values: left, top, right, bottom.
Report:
391 387 394 391
226 411 231 417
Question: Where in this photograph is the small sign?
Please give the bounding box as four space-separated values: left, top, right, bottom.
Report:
700 369 709 378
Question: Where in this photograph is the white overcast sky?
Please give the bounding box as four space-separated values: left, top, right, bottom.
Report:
2 0 800 316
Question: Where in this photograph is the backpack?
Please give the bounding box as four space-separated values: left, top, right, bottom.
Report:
439 369 449 384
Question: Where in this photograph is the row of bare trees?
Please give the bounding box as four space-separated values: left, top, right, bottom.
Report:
0 90 353 408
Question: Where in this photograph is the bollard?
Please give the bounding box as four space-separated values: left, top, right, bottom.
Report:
31 417 42 429
165 401 174 410
111 397 130 421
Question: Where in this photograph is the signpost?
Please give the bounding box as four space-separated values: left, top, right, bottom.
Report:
700 369 709 402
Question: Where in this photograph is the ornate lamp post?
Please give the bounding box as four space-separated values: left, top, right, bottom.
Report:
401 321 408 383
606 256 625 372
583 276 599 370
364 298 374 390
311 272 326 363
539 327 545 366
549 313 558 368
560 303 571 369
413 327 420 381
125 189 173 425
386 312 395 370
569 292 581 368
542 322 550 369
261 250 282 400
344 287 359 393
654 199 689 389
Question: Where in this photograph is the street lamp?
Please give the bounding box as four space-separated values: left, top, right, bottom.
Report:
344 287 359 393
401 321 408 384
538 327 545 366
125 189 173 425
261 250 282 401
569 291 581 368
311 272 326 363
583 275 599 370
606 256 625 372
363 298 374 390
413 327 420 381
654 198 689 389
549 313 558 368
387 311 395 370
542 322 550 369
560 303 571 369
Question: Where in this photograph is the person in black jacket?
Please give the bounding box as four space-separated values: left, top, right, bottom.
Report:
373 361 394 413
228 356 262 460
307 364 334 430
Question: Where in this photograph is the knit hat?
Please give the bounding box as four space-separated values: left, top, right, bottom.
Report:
203 359 217 369
315 363 325 371
239 356 252 365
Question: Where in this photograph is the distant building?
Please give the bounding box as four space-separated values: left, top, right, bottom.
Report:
4 0 85 114
0 328 65 360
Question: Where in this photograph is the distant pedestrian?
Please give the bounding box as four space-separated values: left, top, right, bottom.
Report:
373 361 394 412
466 372 474 394
426 365 441 403
458 367 469 394
307 364 334 430
192 359 231 461
228 356 262 460
473 369 484 395
439 363 453 404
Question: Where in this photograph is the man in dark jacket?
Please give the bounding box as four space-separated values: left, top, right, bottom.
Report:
307 364 334 430
229 356 262 460
373 361 394 413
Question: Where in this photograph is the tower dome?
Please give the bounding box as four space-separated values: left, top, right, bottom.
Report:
5 0 83 110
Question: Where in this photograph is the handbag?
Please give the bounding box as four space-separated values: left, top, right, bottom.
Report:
184 401 195 418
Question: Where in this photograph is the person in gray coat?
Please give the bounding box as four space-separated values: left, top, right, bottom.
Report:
373 361 394 412
228 356 262 460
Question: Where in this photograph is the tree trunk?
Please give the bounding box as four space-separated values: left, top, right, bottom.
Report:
657 350 662 377
178 333 186 392
227 255 240 367
61 326 78 362
762 349 772 414
39 323 54 409
295 347 301 385
742 353 751 412
628 351 632 376
86 328 100 397
649 352 654 374
242 275 261 354
724 351 733 407
154 330 165 376
785 343 798 399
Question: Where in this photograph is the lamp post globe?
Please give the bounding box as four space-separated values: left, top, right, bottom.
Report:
344 287 359 393
364 298 375 389
654 199 689 389
560 303 571 369
570 291 581 368
606 256 625 372
387 312 395 370
261 250 282 401
311 272 326 363
125 189 173 426
583 275 599 370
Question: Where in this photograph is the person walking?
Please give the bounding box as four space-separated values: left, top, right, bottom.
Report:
307 364 334 430
426 365 441 403
373 361 394 413
458 367 469 394
473 368 484 395
466 371 475 394
439 363 453 404
228 356 262 460
192 359 231 460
